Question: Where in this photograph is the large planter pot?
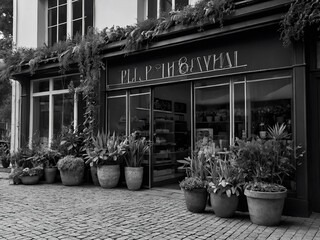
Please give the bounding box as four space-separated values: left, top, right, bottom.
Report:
90 165 100 186
182 188 208 213
44 167 57 184
60 169 84 186
245 189 287 226
125 167 143 190
210 193 238 218
97 165 120 189
21 175 40 185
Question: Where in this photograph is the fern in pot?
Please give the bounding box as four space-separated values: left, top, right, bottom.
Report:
234 123 304 226
122 131 151 190
178 150 209 213
85 132 126 189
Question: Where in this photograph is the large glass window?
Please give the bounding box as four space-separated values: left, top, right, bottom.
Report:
48 0 67 46
107 95 127 136
31 75 82 147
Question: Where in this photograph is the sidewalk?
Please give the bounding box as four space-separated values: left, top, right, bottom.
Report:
0 175 319 240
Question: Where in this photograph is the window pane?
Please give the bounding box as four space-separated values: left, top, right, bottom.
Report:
72 0 83 20
48 8 57 26
160 0 172 16
234 83 245 140
48 27 57 46
54 75 81 90
247 78 292 139
107 97 126 136
53 94 74 136
33 96 50 146
84 0 93 34
317 40 320 69
72 19 82 37
175 0 188 10
196 84 230 150
148 0 157 19
59 5 67 23
48 0 57 8
58 23 67 41
33 80 49 93
59 0 67 4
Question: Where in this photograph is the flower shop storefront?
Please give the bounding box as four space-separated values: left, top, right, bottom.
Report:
105 25 309 216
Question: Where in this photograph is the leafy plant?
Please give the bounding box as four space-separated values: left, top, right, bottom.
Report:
85 132 126 166
245 182 287 193
280 0 320 46
57 155 84 172
122 131 151 167
18 165 43 177
31 148 61 168
59 125 85 157
179 176 207 190
207 155 243 197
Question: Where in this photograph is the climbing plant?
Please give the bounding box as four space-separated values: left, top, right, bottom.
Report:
280 0 320 46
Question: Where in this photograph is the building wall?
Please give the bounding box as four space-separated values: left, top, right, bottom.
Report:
94 0 139 30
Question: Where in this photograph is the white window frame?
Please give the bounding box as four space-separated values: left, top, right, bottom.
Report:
29 74 79 148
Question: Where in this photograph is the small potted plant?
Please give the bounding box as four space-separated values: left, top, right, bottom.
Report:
122 131 151 190
86 132 126 189
0 144 10 168
207 154 243 218
57 155 85 186
235 123 304 226
178 151 208 213
41 148 61 183
19 165 44 185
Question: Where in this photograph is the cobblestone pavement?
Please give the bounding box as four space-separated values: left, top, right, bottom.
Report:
0 173 319 240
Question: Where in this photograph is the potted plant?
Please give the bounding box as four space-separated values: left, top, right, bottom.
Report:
234 123 304 226
207 154 243 218
178 150 209 213
57 155 85 186
0 144 10 168
39 148 61 183
19 165 43 185
86 132 126 189
122 131 151 190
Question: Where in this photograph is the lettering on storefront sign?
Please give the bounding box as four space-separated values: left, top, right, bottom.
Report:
120 51 246 84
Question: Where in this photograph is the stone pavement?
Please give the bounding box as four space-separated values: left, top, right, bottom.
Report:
0 172 319 240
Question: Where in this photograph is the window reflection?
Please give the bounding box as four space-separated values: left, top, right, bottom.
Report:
107 96 126 136
33 96 49 146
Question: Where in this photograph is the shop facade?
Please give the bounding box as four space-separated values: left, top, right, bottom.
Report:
103 24 309 216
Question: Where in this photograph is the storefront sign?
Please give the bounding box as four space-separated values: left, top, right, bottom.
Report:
120 51 245 84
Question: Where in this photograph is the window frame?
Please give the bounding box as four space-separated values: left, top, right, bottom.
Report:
29 74 80 148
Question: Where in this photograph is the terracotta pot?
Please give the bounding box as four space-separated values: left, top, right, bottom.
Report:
97 165 120 188
245 189 287 226
21 175 40 185
44 167 57 184
182 188 208 213
90 165 100 186
125 167 143 190
60 169 84 186
210 193 238 218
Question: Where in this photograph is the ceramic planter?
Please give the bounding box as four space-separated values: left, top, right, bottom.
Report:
90 165 100 186
97 165 120 188
21 175 40 185
245 189 287 226
182 188 208 213
60 169 84 186
44 167 57 184
210 193 239 218
125 167 143 190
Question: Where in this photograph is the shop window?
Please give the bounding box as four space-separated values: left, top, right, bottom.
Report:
47 0 93 47
31 75 82 147
247 78 292 139
317 39 320 69
107 95 127 136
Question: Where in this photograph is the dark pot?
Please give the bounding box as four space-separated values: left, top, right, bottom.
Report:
90 165 100 186
44 167 57 184
210 193 238 218
21 175 40 185
245 189 287 226
183 188 208 213
1 157 10 168
60 169 84 186
97 165 120 188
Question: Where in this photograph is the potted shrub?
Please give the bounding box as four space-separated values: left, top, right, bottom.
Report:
40 148 61 183
234 123 304 226
207 154 243 218
86 132 126 189
122 131 151 190
19 166 43 185
178 151 208 213
57 155 84 186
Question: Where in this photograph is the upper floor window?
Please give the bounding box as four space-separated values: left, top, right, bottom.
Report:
47 0 93 47
142 0 191 20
